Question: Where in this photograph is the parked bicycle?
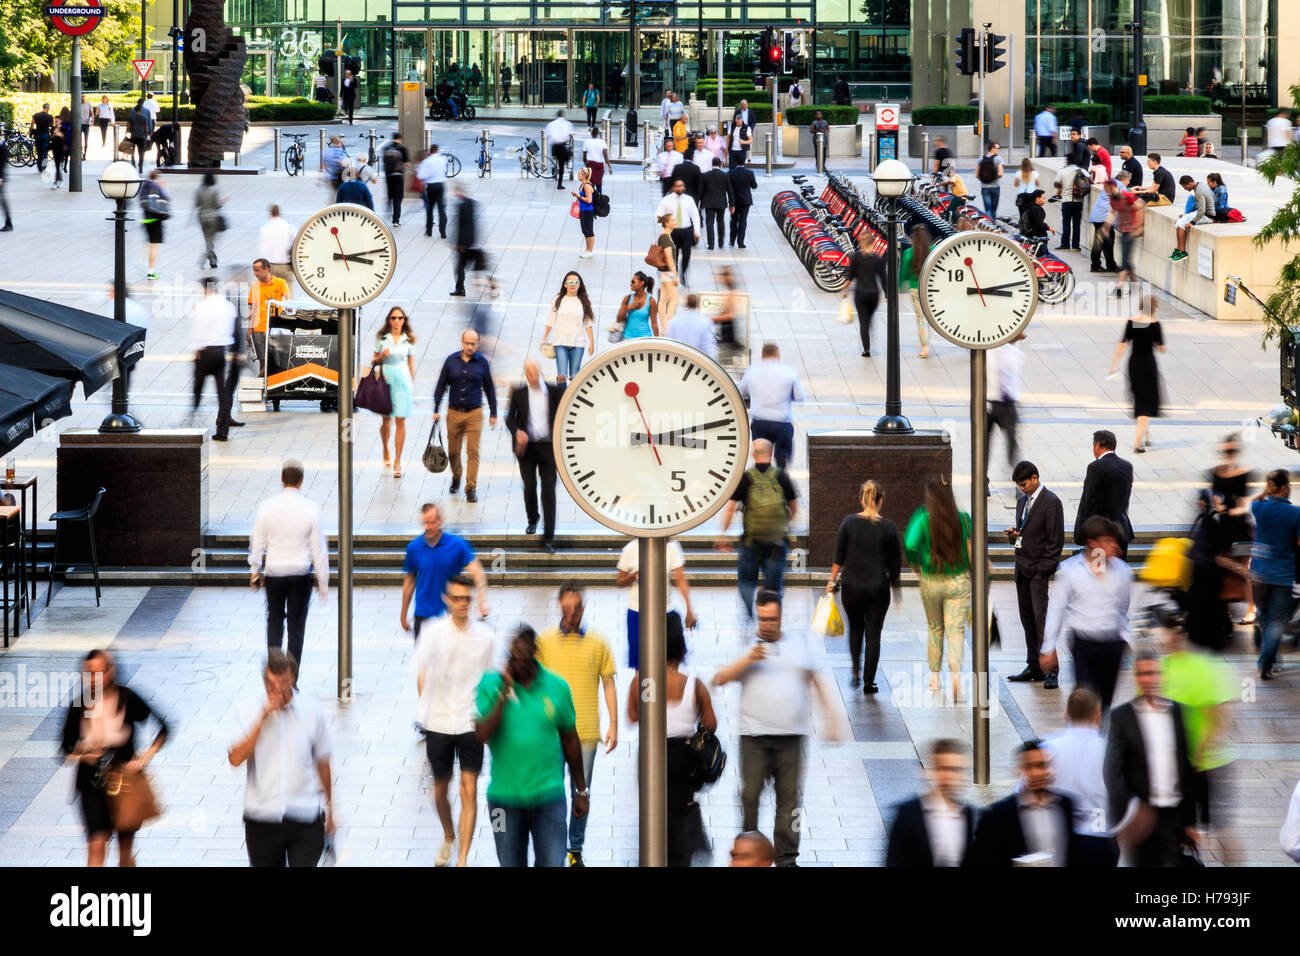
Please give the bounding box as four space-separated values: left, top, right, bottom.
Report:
1 125 36 168
440 147 463 178
770 176 859 293
474 135 493 178
283 132 308 176
515 138 545 179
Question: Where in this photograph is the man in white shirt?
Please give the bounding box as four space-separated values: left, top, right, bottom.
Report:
985 333 1024 468
654 179 702 285
1265 108 1293 150
354 153 379 186
616 537 697 669
665 293 717 359
544 110 575 191
664 91 685 124
738 342 806 469
885 739 974 867
249 459 329 670
1104 650 1199 866
142 92 159 134
1040 515 1132 711
229 649 335 867
258 204 296 291
416 144 450 238
1043 688 1119 865
190 276 237 440
660 91 674 126
414 573 495 867
714 589 841 867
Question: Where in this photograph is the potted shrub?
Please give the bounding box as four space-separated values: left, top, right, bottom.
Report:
782 105 862 157
909 104 979 159
1138 95 1219 152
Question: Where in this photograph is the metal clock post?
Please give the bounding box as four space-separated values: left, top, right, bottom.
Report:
291 203 397 702
917 231 1039 784
553 339 750 865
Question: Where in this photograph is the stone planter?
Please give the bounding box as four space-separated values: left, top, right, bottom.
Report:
781 124 863 158
1137 114 1222 152
908 124 980 159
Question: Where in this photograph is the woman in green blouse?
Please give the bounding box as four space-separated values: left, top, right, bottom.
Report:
904 475 971 700
898 225 931 359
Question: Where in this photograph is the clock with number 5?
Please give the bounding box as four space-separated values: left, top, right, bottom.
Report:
918 232 1039 349
554 339 751 537
292 203 397 309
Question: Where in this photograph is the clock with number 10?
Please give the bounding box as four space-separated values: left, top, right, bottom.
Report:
918 231 1039 349
554 339 751 537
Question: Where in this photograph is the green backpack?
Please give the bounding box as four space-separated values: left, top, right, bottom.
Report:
742 466 788 545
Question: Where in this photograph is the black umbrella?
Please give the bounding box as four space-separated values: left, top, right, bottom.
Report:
0 391 36 457
0 289 147 369
0 364 75 426
0 303 119 396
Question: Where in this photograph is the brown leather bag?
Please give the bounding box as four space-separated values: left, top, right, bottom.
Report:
644 241 668 270
104 767 161 832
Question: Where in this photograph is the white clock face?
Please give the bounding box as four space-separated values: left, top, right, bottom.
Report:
919 232 1039 349
292 204 397 309
555 339 751 537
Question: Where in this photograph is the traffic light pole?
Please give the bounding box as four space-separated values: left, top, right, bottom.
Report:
977 27 986 146
1007 33 1015 162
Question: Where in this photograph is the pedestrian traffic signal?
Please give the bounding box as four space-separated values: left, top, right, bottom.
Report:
753 32 767 72
781 31 801 74
985 33 1007 74
955 27 977 76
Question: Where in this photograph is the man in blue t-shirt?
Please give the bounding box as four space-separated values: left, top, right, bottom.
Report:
1251 468 1300 679
401 502 489 639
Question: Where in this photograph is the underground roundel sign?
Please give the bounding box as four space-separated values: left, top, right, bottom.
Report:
46 5 105 36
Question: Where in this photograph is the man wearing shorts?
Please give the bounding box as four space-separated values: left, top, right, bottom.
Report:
414 574 495 867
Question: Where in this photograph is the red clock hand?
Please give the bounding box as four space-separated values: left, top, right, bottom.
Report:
964 257 985 307
625 382 662 467
331 226 350 271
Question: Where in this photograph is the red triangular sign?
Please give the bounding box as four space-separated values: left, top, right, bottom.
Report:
132 59 154 82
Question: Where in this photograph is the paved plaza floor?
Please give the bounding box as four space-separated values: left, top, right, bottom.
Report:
1 121 1298 867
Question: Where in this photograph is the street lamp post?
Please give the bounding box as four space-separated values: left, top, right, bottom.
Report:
1126 9 1147 154
871 158 916 435
98 161 144 434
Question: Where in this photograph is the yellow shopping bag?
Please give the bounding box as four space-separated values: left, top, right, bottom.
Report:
812 594 845 638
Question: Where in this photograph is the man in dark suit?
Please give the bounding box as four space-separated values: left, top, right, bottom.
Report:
674 151 703 207
886 739 974 867
832 74 852 106
733 100 757 133
1104 651 1200 867
1006 460 1065 687
1074 428 1134 556
504 358 563 553
449 185 482 297
699 155 733 250
728 159 757 248
968 740 1081 866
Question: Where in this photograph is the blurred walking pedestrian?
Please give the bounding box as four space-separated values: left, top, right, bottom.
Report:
1043 689 1119 866
653 213 679 320
885 739 973 867
137 169 169 280
417 144 450 238
1251 468 1300 680
716 438 798 617
844 233 885 357
738 343 804 470
905 476 973 701
616 536 697 669
336 165 374 209
545 110 575 190
194 172 228 269
1108 295 1165 453
505 358 563 551
190 276 237 440
381 131 410 226
969 740 1081 866
898 225 931 357
400 503 489 637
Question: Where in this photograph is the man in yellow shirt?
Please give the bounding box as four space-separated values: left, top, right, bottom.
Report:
248 258 289 372
536 580 617 867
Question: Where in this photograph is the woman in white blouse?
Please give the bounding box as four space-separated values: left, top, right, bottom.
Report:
1013 157 1040 216
541 271 595 383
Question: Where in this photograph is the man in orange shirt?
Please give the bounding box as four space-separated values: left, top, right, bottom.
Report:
248 257 288 373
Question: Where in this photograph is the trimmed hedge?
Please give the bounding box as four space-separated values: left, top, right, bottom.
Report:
0 92 333 128
1048 102 1113 125
1143 94 1212 115
913 105 978 125
786 105 859 126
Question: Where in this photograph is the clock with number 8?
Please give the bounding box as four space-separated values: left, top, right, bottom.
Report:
292 203 397 309
554 339 751 537
918 232 1039 349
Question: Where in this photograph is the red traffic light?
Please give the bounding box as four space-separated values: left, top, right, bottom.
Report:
769 46 781 60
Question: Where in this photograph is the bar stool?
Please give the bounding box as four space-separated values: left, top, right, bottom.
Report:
46 487 106 608
1 493 26 646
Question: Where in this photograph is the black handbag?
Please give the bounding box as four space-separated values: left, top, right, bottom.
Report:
686 722 726 791
423 423 449 473
354 365 392 416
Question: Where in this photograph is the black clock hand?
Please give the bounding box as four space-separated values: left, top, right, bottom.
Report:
966 281 1027 295
631 418 735 446
340 247 391 258
630 432 707 449
966 287 1014 297
333 253 374 265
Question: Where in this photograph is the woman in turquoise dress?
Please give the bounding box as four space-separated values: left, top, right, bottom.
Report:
372 306 416 478
616 271 659 339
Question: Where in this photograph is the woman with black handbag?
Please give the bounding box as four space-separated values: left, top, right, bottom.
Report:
627 627 717 866
61 650 169 867
371 307 417 478
194 172 229 270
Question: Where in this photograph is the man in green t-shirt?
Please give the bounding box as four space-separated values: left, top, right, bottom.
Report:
475 625 588 867
1161 625 1235 827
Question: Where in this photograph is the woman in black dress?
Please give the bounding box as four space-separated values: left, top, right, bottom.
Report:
843 235 886 357
60 650 169 866
1108 294 1166 452
826 480 902 693
1210 433 1256 625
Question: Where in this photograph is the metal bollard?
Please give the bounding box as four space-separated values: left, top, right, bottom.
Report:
423 128 431 154
866 132 876 173
111 122 120 155
1241 127 1248 166
815 132 826 174
765 132 773 176
922 130 929 169
319 128 326 170
541 132 549 174
618 120 624 159
274 128 281 171
602 117 611 149
482 128 491 176
642 121 650 161
568 135 575 181
234 148 240 167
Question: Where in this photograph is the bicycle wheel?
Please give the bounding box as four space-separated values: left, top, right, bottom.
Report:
447 154 462 177
284 146 300 175
19 142 36 168
812 261 850 293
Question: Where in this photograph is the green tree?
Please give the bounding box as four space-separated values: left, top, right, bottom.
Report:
0 0 149 89
1254 82 1300 344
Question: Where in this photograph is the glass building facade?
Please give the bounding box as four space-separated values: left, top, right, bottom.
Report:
221 0 911 108
1025 0 1282 135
